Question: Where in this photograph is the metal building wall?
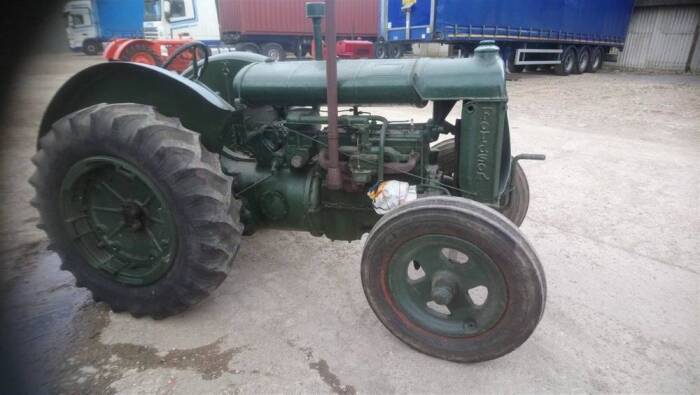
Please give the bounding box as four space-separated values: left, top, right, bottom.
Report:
618 6 700 71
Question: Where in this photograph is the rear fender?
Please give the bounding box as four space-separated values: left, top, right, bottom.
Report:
103 38 132 61
38 62 237 152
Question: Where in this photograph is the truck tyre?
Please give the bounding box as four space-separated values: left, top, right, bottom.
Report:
261 42 286 61
375 42 388 59
506 49 524 73
119 43 162 66
30 103 243 319
506 58 525 73
554 46 576 76
361 196 546 362
433 139 529 226
236 42 261 54
587 47 603 73
82 39 102 56
574 46 590 74
388 44 403 59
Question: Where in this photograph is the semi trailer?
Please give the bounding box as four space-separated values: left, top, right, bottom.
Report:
64 0 143 55
377 0 636 75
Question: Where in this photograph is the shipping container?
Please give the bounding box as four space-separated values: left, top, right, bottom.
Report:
378 0 636 75
219 0 378 58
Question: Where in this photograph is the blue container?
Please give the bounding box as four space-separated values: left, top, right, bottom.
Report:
385 0 635 47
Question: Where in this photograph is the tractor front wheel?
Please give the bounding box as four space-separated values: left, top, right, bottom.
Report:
433 138 530 226
361 197 546 362
30 103 242 318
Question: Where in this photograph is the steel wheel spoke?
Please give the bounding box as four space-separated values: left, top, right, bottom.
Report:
91 205 122 213
145 226 163 253
106 221 126 239
140 194 154 207
65 214 88 223
148 215 165 225
99 182 126 202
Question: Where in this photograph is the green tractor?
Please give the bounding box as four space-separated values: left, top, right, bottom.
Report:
30 3 546 363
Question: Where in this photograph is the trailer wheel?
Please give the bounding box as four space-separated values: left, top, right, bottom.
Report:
361 196 546 362
82 39 102 56
30 103 243 318
375 43 388 59
554 46 576 76
506 58 525 73
261 42 286 61
433 139 530 226
236 42 261 54
574 46 590 74
120 43 162 66
389 44 403 59
588 47 603 73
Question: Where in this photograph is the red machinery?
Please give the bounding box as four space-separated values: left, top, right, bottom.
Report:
103 39 197 72
312 40 375 60
106 38 374 72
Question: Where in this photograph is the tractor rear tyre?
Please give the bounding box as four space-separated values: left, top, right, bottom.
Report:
30 103 242 318
433 139 530 226
120 43 162 66
361 197 546 362
261 42 286 61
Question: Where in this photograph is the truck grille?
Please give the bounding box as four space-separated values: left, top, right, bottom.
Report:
144 27 159 39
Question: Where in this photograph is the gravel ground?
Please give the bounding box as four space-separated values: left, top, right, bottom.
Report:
1 53 698 394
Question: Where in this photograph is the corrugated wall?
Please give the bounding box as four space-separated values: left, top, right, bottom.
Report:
618 6 700 71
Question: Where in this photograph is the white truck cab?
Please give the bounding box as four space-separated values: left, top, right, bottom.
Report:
64 0 99 54
143 0 221 43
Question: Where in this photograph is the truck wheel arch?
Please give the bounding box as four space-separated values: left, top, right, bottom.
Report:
38 62 236 153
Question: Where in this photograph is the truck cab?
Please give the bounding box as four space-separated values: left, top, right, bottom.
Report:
143 0 221 43
64 0 99 54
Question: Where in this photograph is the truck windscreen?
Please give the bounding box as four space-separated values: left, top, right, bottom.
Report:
144 0 161 22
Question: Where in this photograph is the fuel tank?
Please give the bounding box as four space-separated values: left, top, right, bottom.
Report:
231 41 507 107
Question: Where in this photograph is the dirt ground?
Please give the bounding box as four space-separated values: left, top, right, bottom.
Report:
1 53 698 394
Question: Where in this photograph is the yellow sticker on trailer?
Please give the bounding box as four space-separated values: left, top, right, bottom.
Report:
402 0 416 10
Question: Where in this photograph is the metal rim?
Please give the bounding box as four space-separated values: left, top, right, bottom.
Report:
387 235 508 337
59 156 177 286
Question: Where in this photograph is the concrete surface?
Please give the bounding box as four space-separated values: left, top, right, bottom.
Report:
0 53 698 394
